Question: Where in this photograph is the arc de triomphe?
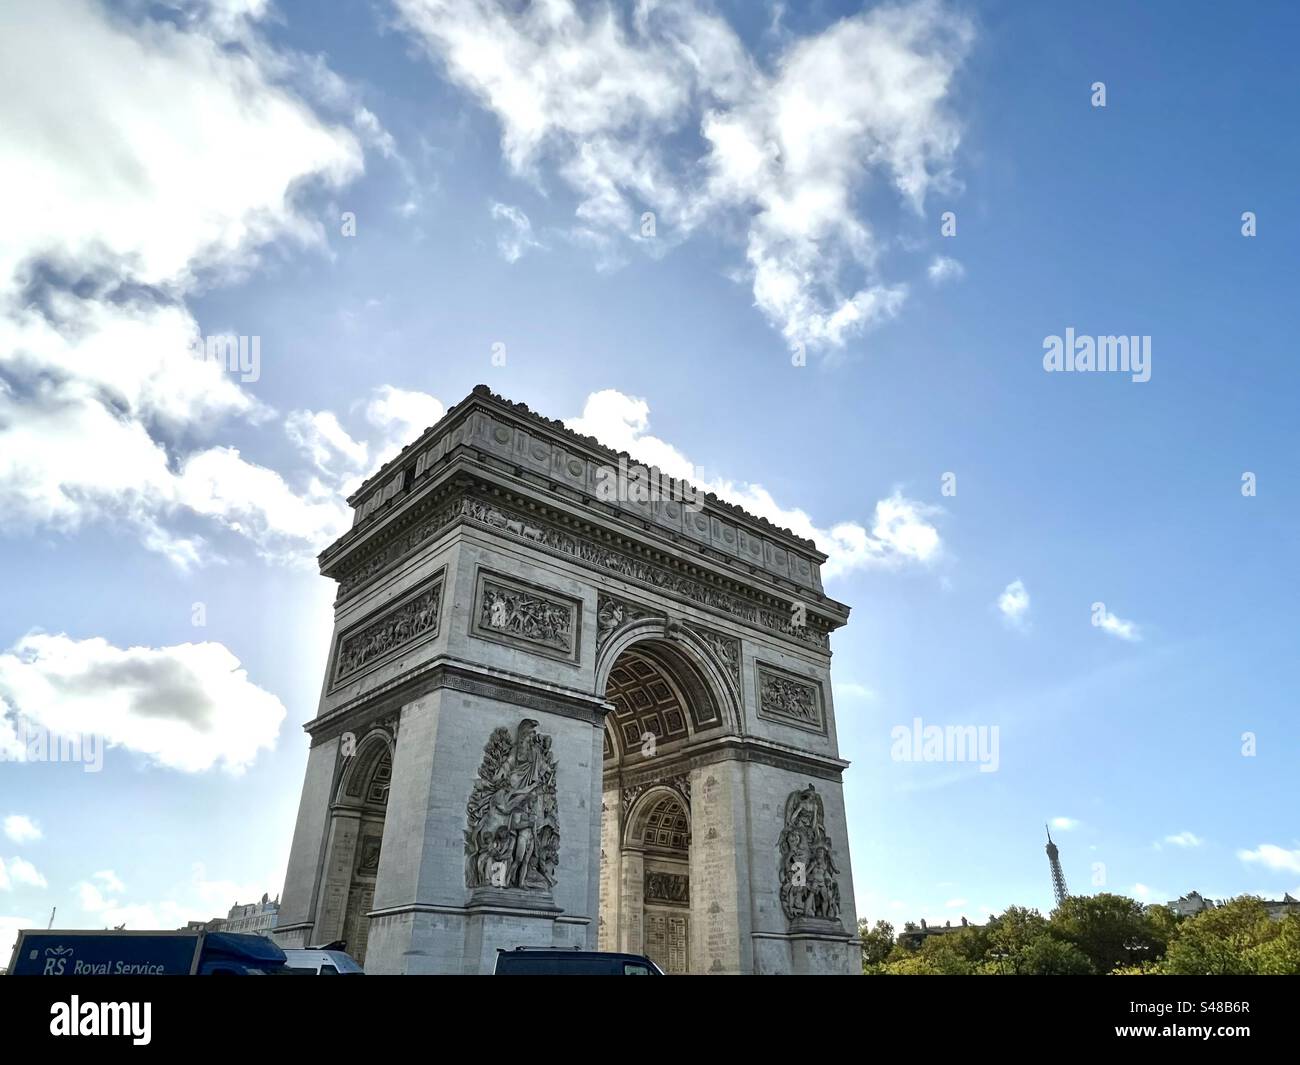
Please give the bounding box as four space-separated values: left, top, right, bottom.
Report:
275 386 859 974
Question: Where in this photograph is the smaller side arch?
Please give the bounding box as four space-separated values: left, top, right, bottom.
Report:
335 726 394 810
622 782 692 851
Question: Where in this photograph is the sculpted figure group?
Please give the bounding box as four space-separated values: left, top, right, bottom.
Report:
778 783 843 924
465 719 560 892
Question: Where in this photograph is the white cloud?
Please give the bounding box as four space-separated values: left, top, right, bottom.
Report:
1051 817 1080 831
3 816 41 845
0 0 365 565
396 0 972 351
997 579 1030 628
74 861 278 931
287 410 369 472
92 870 125 894
364 386 445 457
1238 844 1300 876
0 0 360 291
1163 831 1203 849
75 869 126 914
944 897 967 908
176 447 353 561
1131 883 1165 902
834 682 877 701
490 202 543 263
0 632 286 773
355 385 447 483
0 856 47 890
0 914 38 972
927 254 964 285
1094 605 1141 642
565 389 943 579
277 384 449 536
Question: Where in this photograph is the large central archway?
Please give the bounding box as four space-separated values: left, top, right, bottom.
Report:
597 631 733 973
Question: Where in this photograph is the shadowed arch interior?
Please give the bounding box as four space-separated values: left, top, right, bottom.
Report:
626 790 690 855
325 730 392 966
339 732 393 811
602 640 722 766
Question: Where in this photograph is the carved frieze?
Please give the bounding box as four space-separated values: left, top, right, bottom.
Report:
338 497 462 599
462 497 829 650
645 871 690 906
473 570 580 661
333 575 443 686
596 594 658 648
778 783 842 926
695 627 741 689
336 492 831 650
465 720 560 892
756 664 825 734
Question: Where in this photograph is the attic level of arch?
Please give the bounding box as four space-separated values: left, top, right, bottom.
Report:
346 387 822 556
323 392 840 593
320 472 847 656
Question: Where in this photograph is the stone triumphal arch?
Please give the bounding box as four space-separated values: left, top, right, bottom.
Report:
275 386 858 974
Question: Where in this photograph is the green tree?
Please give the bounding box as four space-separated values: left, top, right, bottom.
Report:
858 919 895 972
1110 961 1161 975
1017 935 1093 975
1249 913 1300 975
1051 893 1161 974
1161 897 1277 975
1145 903 1182 948
882 953 946 975
983 905 1050 973
883 931 975 975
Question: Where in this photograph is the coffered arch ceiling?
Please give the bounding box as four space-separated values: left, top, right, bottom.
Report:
602 642 721 764
632 793 690 856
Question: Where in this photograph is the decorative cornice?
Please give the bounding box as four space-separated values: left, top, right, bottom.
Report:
348 385 821 552
308 657 612 744
604 736 847 789
330 484 840 652
332 491 463 600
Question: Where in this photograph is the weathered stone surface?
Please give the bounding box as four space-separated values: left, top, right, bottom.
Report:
276 387 858 974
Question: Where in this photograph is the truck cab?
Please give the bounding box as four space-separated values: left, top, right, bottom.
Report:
6 929 288 976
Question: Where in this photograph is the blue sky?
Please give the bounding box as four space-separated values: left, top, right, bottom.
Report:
2 0 1298 955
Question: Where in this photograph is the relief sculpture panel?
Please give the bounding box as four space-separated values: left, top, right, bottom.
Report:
332 574 443 686
465 720 560 893
757 664 826 734
472 569 580 662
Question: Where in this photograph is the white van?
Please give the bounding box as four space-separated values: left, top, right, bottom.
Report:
280 947 364 975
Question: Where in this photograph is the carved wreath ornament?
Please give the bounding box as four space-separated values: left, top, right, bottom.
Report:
465 720 560 892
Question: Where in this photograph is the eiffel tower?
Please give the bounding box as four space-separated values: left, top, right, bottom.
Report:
1045 824 1070 907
